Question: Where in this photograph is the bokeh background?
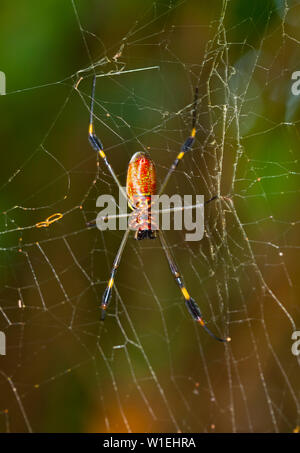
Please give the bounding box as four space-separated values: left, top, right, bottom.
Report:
0 0 299 433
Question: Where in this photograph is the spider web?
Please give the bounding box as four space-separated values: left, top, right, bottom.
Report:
0 0 300 433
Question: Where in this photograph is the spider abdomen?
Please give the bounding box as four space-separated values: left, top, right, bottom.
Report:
126 152 157 239
126 152 156 203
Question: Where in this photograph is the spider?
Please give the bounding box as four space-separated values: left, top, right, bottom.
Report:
88 75 230 343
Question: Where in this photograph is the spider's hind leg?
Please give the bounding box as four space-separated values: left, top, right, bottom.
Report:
100 228 130 320
158 230 230 343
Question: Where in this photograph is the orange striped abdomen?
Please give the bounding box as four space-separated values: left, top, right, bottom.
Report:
126 152 156 207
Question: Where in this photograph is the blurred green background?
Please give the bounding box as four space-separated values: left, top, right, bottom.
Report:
0 0 299 433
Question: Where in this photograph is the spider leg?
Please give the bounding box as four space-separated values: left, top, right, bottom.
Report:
159 87 198 196
205 195 218 205
101 228 131 320
88 75 133 209
158 230 230 343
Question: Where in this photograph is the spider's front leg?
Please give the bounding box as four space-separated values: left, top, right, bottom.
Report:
159 87 198 196
88 75 133 209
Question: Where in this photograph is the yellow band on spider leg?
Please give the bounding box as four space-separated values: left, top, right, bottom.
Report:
89 123 94 135
177 151 185 160
197 317 205 326
99 150 106 159
181 287 190 300
108 278 114 289
191 127 196 138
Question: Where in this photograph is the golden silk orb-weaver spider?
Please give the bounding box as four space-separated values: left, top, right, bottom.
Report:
88 76 230 343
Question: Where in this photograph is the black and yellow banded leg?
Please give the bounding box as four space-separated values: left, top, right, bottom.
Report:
101 228 131 320
158 230 230 343
88 75 133 209
159 88 198 196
